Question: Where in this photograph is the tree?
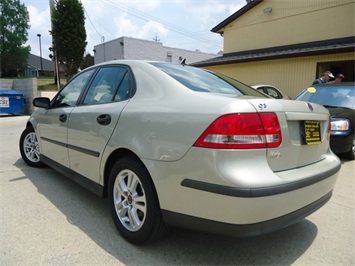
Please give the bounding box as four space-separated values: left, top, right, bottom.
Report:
80 53 94 70
0 0 30 77
50 0 87 81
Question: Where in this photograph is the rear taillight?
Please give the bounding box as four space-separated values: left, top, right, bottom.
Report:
193 113 282 149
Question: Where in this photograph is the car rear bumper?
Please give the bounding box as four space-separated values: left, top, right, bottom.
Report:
162 191 332 237
147 148 340 225
330 134 354 154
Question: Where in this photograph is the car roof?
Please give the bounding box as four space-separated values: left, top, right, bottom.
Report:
310 82 355 87
251 84 277 87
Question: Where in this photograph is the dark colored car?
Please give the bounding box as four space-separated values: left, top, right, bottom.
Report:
295 82 355 160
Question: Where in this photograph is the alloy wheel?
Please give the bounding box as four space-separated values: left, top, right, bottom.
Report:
113 169 146 232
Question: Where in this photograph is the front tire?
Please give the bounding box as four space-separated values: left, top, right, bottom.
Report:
19 126 44 167
108 156 169 244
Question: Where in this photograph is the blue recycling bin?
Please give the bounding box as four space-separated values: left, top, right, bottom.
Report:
0 90 25 114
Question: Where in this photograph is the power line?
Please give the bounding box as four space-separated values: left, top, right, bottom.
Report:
83 6 103 39
100 0 223 48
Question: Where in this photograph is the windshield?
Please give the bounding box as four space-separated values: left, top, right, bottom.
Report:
296 85 355 109
151 62 267 97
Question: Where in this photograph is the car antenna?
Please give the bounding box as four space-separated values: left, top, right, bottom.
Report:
181 58 186 66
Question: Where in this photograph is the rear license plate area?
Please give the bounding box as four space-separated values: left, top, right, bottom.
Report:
302 120 322 145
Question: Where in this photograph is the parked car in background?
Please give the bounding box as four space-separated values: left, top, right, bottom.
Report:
251 84 290 99
295 82 355 160
19 60 340 244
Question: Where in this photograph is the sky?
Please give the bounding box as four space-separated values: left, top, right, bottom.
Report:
22 0 247 60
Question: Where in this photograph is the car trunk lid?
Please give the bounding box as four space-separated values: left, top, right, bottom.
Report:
246 99 331 171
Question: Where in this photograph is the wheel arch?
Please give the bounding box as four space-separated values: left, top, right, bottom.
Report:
105 148 170 244
26 121 34 129
103 148 153 197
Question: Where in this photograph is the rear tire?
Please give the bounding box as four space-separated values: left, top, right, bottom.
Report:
19 126 44 167
108 156 169 244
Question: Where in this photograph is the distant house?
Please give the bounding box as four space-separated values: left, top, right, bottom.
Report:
24 53 64 77
193 0 355 98
93 36 219 65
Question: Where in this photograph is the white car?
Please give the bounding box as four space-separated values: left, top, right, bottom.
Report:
20 60 340 244
251 84 290 99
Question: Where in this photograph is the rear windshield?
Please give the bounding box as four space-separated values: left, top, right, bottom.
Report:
151 62 266 97
296 85 355 109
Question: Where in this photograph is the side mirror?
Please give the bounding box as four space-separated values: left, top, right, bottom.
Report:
33 97 51 108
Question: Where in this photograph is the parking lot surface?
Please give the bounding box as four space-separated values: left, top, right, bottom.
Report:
1 115 354 265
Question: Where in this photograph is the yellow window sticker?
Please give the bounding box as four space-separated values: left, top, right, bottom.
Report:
307 87 316 93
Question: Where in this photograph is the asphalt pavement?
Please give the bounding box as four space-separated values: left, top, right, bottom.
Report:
1 115 354 265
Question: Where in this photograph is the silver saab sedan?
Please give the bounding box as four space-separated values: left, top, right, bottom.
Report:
19 60 341 245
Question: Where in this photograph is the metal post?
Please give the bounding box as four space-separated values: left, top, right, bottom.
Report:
37 34 43 75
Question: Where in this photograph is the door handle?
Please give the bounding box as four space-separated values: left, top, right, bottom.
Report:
59 114 67 122
97 114 111 125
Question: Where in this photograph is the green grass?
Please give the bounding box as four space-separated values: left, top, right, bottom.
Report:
37 77 66 91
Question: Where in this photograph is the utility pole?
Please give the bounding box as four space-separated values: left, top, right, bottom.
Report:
49 0 60 90
37 34 43 75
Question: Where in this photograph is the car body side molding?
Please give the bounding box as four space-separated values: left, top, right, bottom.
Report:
40 155 104 196
41 137 100 157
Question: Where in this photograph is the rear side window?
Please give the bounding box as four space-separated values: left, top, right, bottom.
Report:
151 62 266 97
82 66 131 105
263 87 282 99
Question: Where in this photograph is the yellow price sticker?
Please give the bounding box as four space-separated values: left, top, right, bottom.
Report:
307 87 316 93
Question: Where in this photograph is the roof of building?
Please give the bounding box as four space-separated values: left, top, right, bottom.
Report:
27 54 55 71
191 37 355 67
211 0 263 33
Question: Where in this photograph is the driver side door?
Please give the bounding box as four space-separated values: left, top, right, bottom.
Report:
37 69 95 167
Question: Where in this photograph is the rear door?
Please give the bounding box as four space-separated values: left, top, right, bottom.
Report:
67 66 133 183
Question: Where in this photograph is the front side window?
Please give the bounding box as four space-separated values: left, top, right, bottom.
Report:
52 69 95 108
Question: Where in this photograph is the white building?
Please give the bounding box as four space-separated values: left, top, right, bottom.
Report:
93 36 219 65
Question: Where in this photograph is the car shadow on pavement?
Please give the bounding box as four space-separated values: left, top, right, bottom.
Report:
13 158 318 265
